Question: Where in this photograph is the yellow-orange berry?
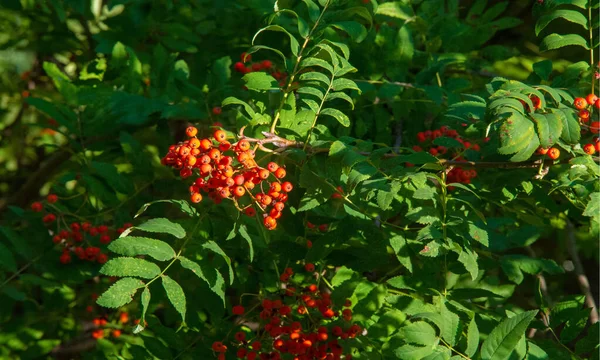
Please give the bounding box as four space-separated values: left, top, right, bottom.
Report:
186 126 198 137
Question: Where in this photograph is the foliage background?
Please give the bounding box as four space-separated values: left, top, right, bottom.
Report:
0 0 598 359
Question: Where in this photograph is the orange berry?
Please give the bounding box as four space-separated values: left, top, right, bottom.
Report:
112 330 121 338
219 188 230 198
214 130 227 143
264 216 277 230
186 126 198 137
274 167 286 179
267 162 279 172
536 147 549 155
583 143 596 155
186 155 197 167
200 138 212 151
579 109 591 122
191 192 202 203
586 93 598 106
233 186 245 197
258 169 270 179
591 121 600 133
547 147 560 160
574 97 588 110
237 139 250 151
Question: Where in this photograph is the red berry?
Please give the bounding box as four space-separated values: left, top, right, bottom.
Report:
318 224 328 232
591 121 600 133
47 194 58 203
59 252 71 264
31 202 43 212
43 213 56 223
232 305 245 315
579 109 591 122
212 107 222 115
274 167 286 179
261 60 272 69
281 181 293 192
96 253 108 264
112 330 121 338
304 263 315 272
240 52 252 63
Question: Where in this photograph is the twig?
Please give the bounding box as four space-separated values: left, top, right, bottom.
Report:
566 219 598 324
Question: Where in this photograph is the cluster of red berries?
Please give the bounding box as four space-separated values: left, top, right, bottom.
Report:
161 126 292 230
91 312 130 340
212 268 360 359
30 195 131 264
412 126 482 186
233 53 289 87
536 93 600 158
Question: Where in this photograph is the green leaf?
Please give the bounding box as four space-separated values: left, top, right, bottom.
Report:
394 344 435 360
376 2 414 21
252 25 299 56
179 256 225 306
469 223 489 247
108 237 176 261
331 21 368 43
331 78 361 92
457 246 479 280
441 301 461 346
135 199 199 218
390 234 413 273
400 321 437 346
140 287 151 325
242 72 279 91
466 316 480 357
536 10 588 36
91 161 135 194
481 310 538 360
246 45 287 65
162 275 186 322
497 113 534 156
0 227 32 259
26 97 76 132
320 108 350 127
525 342 548 360
583 193 600 217
302 0 320 22
43 62 78 103
0 242 16 272
222 96 257 118
530 113 560 148
203 241 234 285
299 71 331 85
99 257 161 279
325 92 354 109
238 224 254 262
136 218 186 239
539 33 589 51
97 278 145 308
300 57 334 73
555 109 581 145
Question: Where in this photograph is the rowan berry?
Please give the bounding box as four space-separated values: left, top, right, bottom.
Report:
245 207 256 217
281 181 293 192
344 299 352 307
267 162 279 172
120 312 129 323
186 126 198 137
240 52 251 63
574 97 588 110
247 351 257 360
236 348 247 358
43 213 56 223
92 329 104 339
547 147 560 160
579 109 591 122
318 224 328 232
59 252 71 264
251 341 262 350
595 98 600 109
99 235 111 244
47 194 58 203
112 330 121 338
214 130 227 143
536 147 549 155
274 167 286 179
306 240 313 248
212 107 222 115
189 138 201 149
232 305 245 315
583 143 596 155
591 121 600 133
261 60 272 69
237 139 250 152
308 284 318 292
219 141 231 151
31 202 43 212
96 253 108 264
586 93 598 106
234 62 246 73
305 263 315 272
212 341 227 352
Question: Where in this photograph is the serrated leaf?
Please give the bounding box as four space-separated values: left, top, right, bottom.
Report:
162 275 186 322
540 33 589 51
135 199 199 218
242 72 279 91
497 113 534 155
108 237 176 261
97 278 144 308
530 113 561 148
203 241 234 285
300 57 334 73
536 10 588 36
401 321 437 346
331 78 361 92
325 92 354 109
238 224 254 262
481 310 538 360
394 344 435 360
253 25 299 56
299 71 331 85
466 316 480 357
390 234 413 273
297 86 325 99
320 108 350 127
331 21 368 43
583 193 600 217
457 246 479 280
556 109 581 144
441 301 460 346
376 2 414 20
99 257 161 279
246 45 286 65
136 218 186 239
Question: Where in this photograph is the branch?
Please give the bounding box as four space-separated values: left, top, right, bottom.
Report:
566 220 599 324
